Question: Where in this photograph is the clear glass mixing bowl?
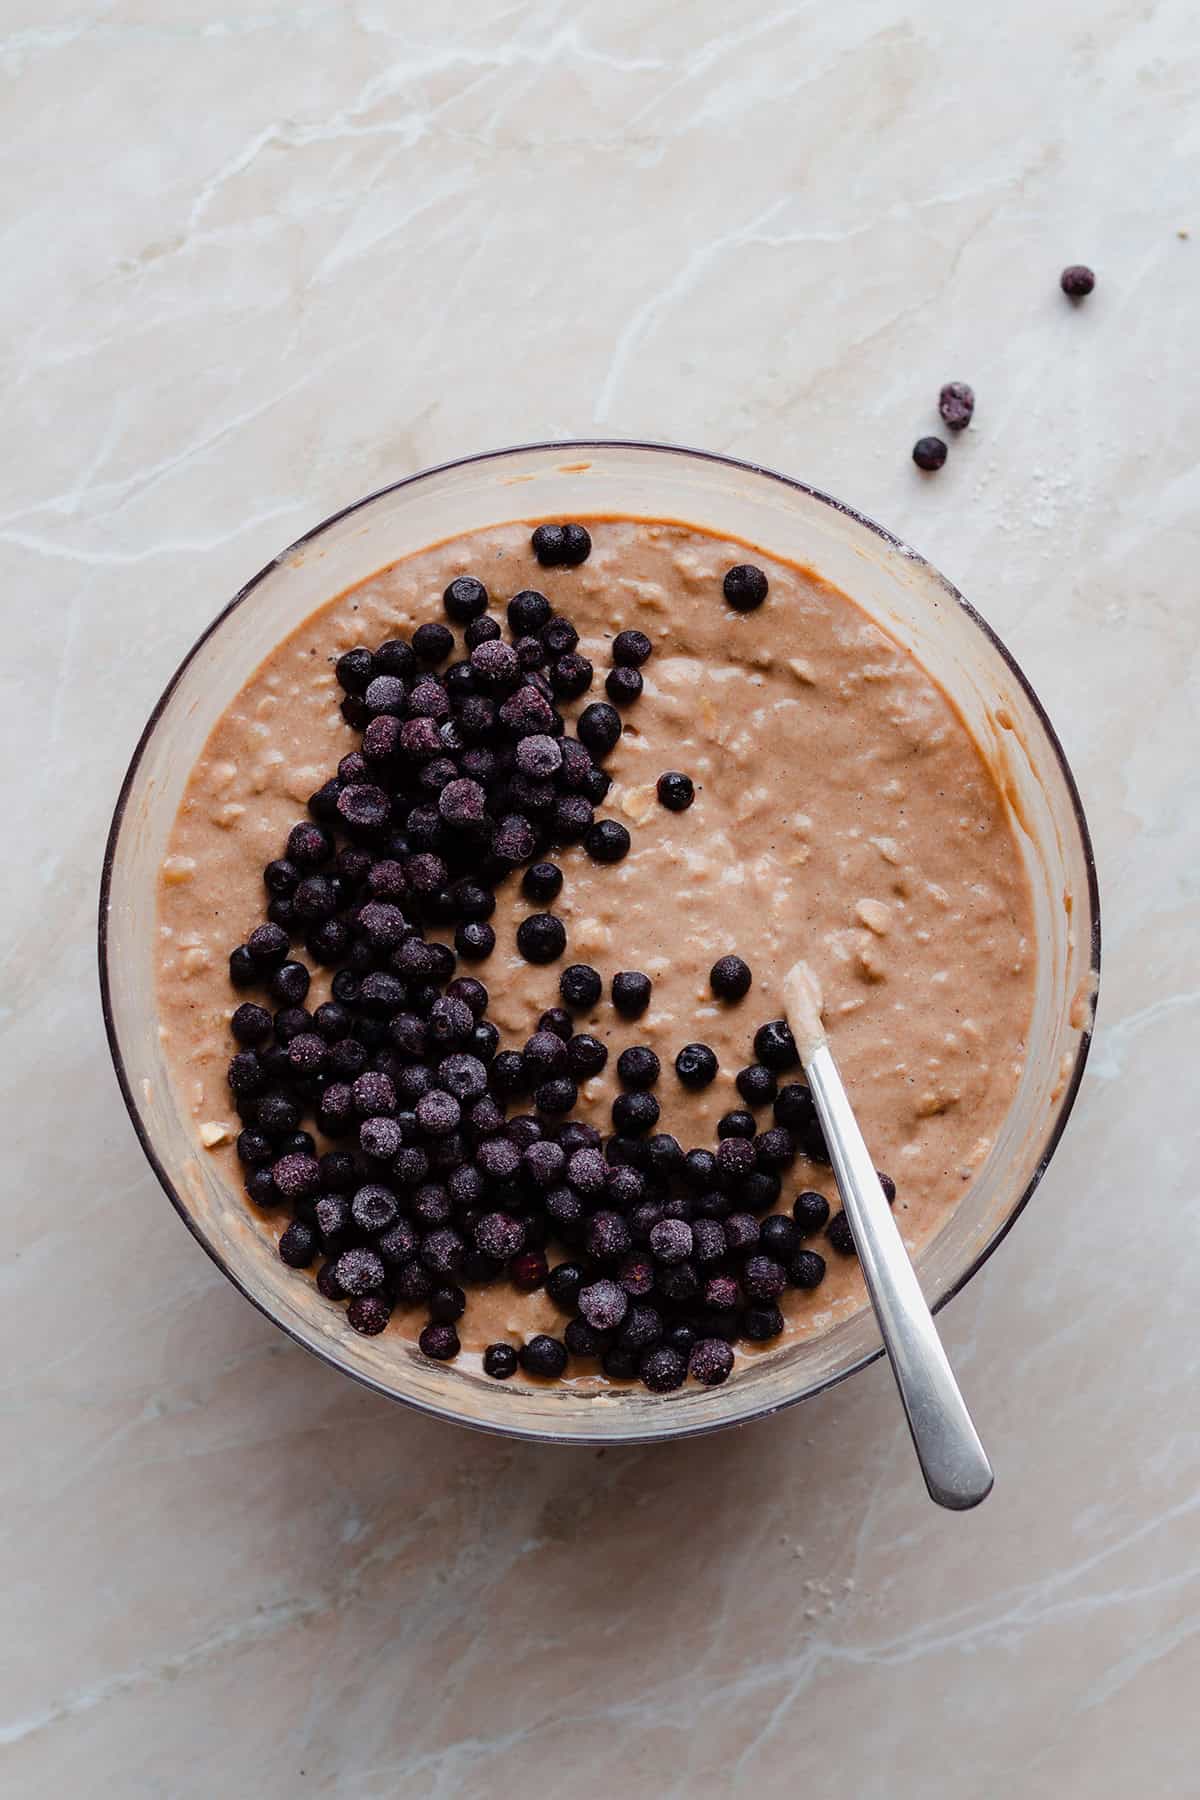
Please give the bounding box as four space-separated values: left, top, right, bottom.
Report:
100 441 1100 1444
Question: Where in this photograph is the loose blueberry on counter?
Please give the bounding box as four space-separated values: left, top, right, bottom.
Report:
938 382 975 431
912 436 948 472
1060 263 1096 298
656 770 694 812
722 563 769 611
675 1042 718 1089
709 954 752 1001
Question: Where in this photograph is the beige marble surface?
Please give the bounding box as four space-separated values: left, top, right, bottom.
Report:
3 1 1198 1794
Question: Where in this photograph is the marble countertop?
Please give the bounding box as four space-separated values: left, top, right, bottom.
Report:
5 2 1197 1794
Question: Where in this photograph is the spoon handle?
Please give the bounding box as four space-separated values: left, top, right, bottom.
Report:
804 1043 994 1510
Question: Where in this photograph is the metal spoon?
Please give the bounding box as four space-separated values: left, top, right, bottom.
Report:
783 961 994 1511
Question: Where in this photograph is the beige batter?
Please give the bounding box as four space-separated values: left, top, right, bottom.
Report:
157 518 1034 1372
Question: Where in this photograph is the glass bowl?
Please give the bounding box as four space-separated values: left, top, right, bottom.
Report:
100 441 1100 1445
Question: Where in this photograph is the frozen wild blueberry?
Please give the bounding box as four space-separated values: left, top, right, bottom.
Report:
723 563 769 611
541 614 579 658
443 575 489 623
524 1029 569 1078
429 1284 467 1324
586 1210 632 1264
359 1117 402 1162
549 796 593 846
736 1063 777 1107
939 381 975 430
578 1279 629 1332
605 666 643 706
231 1002 272 1046
718 1110 757 1140
522 861 563 905
419 1322 460 1360
278 1220 316 1267
710 955 752 1001
348 1294 392 1336
473 1212 526 1262
516 913 567 964
789 1249 827 1290
455 920 496 960
377 1219 419 1264
741 1304 784 1341
743 1254 787 1301
483 1342 519 1379
759 1214 800 1261
612 1091 660 1135
394 1259 434 1304
376 638 416 680
755 1127 796 1171
639 1345 686 1393
689 1339 734 1386
416 1090 461 1137
577 702 622 758
754 1019 799 1072
704 1274 741 1312
612 628 652 667
559 963 602 1011
584 819 630 864
464 614 501 649
648 1218 693 1265
336 646 374 693
877 1171 897 1203
549 653 594 700
334 1246 386 1295
792 1190 831 1234
617 1045 660 1089
421 1227 465 1276
565 1033 607 1079
1060 263 1096 298
531 523 591 567
611 970 651 1018
675 1042 718 1089
510 1252 550 1296
535 1077 578 1115
515 733 562 780
913 435 948 472
438 777 487 830
271 1153 321 1202
351 1184 400 1234
507 588 552 634
827 1210 856 1255
716 1137 756 1184
519 1334 569 1377
656 770 694 812
545 1261 586 1310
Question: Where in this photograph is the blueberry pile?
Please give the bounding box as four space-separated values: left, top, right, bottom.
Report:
223 531 884 1393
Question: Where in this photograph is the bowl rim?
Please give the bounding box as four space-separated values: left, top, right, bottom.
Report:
98 437 1101 1445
